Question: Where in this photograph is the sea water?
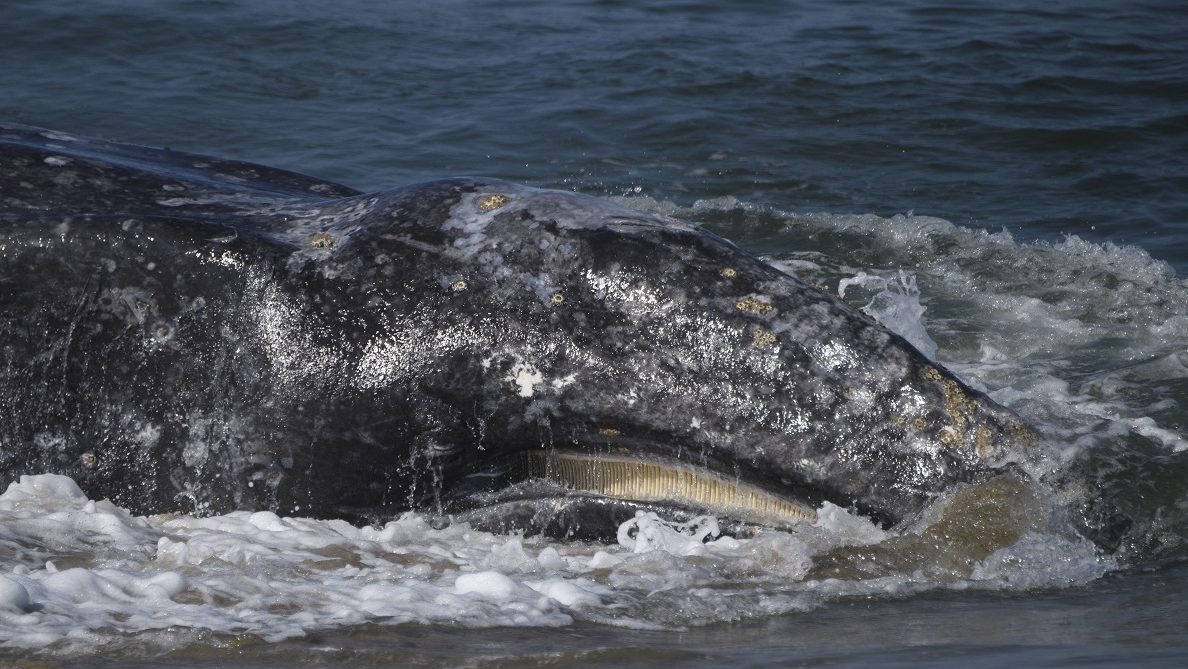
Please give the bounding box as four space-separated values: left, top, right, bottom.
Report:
2 0 1187 666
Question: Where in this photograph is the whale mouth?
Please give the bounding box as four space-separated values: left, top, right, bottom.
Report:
527 451 818 527
448 450 818 539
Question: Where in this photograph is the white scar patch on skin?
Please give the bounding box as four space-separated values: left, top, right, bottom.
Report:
508 361 544 397
550 373 577 389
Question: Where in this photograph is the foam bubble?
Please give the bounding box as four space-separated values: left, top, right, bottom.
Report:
455 571 534 600
0 576 32 613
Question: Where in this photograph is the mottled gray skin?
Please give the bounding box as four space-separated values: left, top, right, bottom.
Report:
0 123 1033 533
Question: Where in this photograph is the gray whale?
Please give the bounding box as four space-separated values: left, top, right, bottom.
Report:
0 122 1036 540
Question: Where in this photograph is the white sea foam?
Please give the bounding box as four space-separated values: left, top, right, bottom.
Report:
0 471 1112 654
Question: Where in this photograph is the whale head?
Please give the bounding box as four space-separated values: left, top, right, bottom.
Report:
255 177 1036 538
0 124 1036 542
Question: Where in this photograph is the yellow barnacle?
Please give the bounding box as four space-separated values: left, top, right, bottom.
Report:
598 428 622 437
550 292 565 305
478 193 510 212
736 296 774 314
752 328 778 347
721 267 737 278
451 280 468 292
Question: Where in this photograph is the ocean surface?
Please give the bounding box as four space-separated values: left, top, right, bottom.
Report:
3 0 1188 666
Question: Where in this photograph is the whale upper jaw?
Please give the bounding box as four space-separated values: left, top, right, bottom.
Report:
446 479 813 542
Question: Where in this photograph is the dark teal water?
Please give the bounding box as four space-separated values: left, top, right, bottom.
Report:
4 0 1188 667
3 0 1187 268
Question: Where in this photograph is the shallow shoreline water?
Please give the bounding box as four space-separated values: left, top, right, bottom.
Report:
19 563 1188 668
2 1 1186 270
